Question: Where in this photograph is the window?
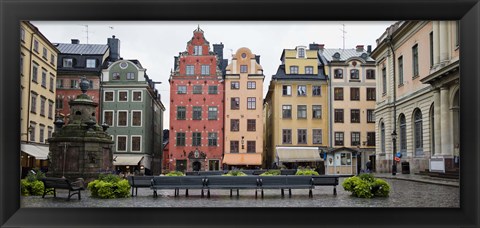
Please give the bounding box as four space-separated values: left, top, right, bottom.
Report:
231 119 240 132
351 132 360 146
240 65 248 73
48 100 53 119
334 109 344 123
297 105 307 119
247 97 256 110
32 64 38 83
63 58 72 67
351 109 360 123
69 79 77 89
231 81 240 89
201 65 210 75
412 44 419 77
33 40 39 52
176 132 186 146
104 111 113 126
230 141 239 153
247 81 256 89
208 107 218 120
41 71 47 88
192 132 201 146
177 85 187 94
282 105 292 118
30 93 37 113
305 66 314 74
350 69 359 79
282 129 292 144
381 122 385 153
133 91 142 101
367 132 376 146
192 106 202 120
367 88 376 101
193 85 202 94
29 123 36 142
20 55 24 75
177 106 186 120
282 85 292 96
40 97 46 116
298 129 307 144
57 79 63 88
112 72 120 80
117 111 127 126
208 133 218 146
126 72 135 80
186 65 194 75
335 132 344 146
50 54 55 65
56 97 63 109
298 48 305 58
86 59 96 68
334 69 343 79
312 105 322 119
398 56 404 86
367 109 375 123
400 114 407 155
132 111 142 126
247 119 256 131
430 32 434 67
334 87 344 100
20 28 25 41
290 66 299 74
117 136 127 151
131 136 141 151
312 86 321 96
104 91 114 102
340 153 352 165
208 85 218 94
350 88 360 101
47 127 53 140
366 69 376 79
313 129 322 144
414 109 423 155
297 85 306 96
49 76 54 91
119 91 128 101
231 97 240 110
247 141 256 153
194 45 202 55
382 67 387 94
42 47 48 59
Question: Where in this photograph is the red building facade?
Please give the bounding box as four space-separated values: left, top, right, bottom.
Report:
168 27 226 172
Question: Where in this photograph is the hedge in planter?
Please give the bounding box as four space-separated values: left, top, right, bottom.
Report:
259 170 280 176
87 174 130 199
222 170 247 176
165 171 185 176
295 167 319 176
342 173 390 198
20 169 53 196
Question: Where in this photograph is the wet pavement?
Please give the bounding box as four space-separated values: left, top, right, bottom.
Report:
21 177 459 208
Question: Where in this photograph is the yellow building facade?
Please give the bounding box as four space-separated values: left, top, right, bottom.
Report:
20 21 59 175
264 46 328 169
224 48 265 168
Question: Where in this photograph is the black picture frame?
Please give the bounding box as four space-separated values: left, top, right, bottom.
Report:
1 0 479 227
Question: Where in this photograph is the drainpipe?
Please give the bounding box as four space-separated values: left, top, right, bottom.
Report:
386 31 397 175
26 28 37 143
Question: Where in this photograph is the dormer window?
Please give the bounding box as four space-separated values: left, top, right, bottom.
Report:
194 45 202 55
86 59 96 68
63 58 73 67
297 47 306 58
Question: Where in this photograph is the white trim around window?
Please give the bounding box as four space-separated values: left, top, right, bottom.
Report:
116 135 128 152
130 135 142 152
103 110 115 127
118 90 128 102
132 90 143 102
131 110 143 127
104 90 114 102
117 110 128 127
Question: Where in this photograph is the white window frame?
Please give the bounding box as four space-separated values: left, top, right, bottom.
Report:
103 110 115 127
104 91 114 102
63 58 73 67
117 110 128 127
186 65 194 75
130 135 142 152
116 135 128 152
313 129 322 144
131 110 143 127
86 59 96 68
118 90 128 102
132 90 143 102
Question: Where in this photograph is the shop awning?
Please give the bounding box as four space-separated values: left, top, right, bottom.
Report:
113 155 144 166
21 143 49 160
222 153 262 165
276 147 322 162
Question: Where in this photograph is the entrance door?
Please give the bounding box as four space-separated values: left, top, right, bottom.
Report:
192 161 201 171
209 160 219 171
176 160 187 172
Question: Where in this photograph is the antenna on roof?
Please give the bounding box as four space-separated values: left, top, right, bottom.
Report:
83 25 89 44
340 24 347 50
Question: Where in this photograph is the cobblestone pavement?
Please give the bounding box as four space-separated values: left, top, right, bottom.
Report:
21 178 459 208
373 173 459 187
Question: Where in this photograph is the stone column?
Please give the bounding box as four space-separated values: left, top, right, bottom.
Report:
439 21 449 63
440 87 452 156
433 89 441 156
432 21 440 67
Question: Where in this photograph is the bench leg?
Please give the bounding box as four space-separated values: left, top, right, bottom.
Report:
230 189 232 197
281 189 284 197
131 187 134 197
289 189 292 197
67 190 71 201
186 189 189 197
309 189 313 198
334 187 337 196
261 189 264 198
78 190 81 200
42 187 47 198
53 189 56 198
255 189 258 199
237 189 239 197
201 189 204 198
207 189 211 198
136 187 138 196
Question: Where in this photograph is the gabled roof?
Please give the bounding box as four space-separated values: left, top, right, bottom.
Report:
55 43 108 55
272 65 327 80
320 48 374 62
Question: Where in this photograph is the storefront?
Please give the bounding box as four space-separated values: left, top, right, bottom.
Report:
113 155 149 175
222 153 262 170
20 143 49 178
325 147 358 175
275 147 323 169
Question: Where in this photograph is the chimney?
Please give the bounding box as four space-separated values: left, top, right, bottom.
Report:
309 43 319 50
318 44 325 51
107 35 121 61
213 42 224 60
71 39 80 44
255 55 261 64
367 45 372 54
356 45 364 52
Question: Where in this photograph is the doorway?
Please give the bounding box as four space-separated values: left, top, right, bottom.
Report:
192 161 201 171
176 160 187 172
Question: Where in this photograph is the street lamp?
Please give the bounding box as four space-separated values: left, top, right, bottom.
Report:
391 131 397 176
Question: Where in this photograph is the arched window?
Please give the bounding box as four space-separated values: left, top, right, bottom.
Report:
399 114 407 157
381 121 385 153
414 109 423 156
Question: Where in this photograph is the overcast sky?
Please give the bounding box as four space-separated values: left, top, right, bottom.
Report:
31 21 394 129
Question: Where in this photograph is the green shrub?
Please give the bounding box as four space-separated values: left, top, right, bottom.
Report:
165 171 185 176
260 170 281 176
98 173 122 182
295 168 319 176
223 170 247 176
20 169 52 196
342 174 390 198
87 175 131 199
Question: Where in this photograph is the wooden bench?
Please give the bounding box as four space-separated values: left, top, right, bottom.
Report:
280 169 297 175
258 176 314 198
204 176 260 198
41 177 85 201
178 176 206 197
151 176 183 198
127 176 154 196
312 176 339 195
